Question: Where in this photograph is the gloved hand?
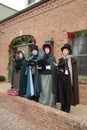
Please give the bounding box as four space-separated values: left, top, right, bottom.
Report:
65 69 68 75
46 65 51 70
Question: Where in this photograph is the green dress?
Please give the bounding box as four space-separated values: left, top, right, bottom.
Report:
19 58 27 96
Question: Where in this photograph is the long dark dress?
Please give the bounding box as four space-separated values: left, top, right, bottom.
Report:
19 58 27 96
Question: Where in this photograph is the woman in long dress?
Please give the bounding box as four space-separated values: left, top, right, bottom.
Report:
11 50 27 96
25 45 42 101
37 43 57 107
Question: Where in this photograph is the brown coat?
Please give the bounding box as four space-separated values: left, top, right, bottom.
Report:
57 57 79 106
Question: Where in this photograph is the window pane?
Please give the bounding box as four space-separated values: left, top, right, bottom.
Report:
28 0 35 4
73 45 79 55
79 45 87 54
79 36 87 45
77 56 87 76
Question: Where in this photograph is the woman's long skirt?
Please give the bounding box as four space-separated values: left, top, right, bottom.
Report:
12 71 20 90
39 74 55 107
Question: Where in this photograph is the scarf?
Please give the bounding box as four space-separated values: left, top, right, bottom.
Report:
64 55 73 86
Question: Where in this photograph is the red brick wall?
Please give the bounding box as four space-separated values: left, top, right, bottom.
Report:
0 0 87 104
0 92 87 130
79 82 87 105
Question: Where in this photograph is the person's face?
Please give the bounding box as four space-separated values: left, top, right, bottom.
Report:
19 52 23 59
32 49 38 56
62 48 69 56
45 47 50 54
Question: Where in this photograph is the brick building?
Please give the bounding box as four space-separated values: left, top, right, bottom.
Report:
0 0 87 105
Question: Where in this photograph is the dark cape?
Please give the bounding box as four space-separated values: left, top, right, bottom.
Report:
57 57 79 106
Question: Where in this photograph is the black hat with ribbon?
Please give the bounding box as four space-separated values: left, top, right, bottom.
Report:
31 45 39 52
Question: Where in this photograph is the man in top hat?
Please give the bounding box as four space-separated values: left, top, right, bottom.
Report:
57 43 79 113
25 45 42 101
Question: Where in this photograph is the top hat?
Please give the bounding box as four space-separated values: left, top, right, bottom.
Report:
61 44 72 54
31 45 39 52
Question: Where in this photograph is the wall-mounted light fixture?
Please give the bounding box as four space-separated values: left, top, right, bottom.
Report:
45 37 54 44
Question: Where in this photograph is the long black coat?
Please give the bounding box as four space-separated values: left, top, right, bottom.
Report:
57 57 79 106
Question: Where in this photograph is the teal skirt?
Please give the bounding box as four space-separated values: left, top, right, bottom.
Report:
39 74 55 107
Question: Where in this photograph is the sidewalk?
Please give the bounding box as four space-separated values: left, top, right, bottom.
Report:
0 102 36 130
0 83 40 130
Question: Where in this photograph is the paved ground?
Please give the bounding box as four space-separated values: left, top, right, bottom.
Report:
56 103 87 119
0 82 87 130
0 83 44 130
0 103 36 130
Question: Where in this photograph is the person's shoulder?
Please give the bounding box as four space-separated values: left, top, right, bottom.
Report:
49 53 55 58
49 54 55 60
29 55 33 60
38 54 42 58
71 57 77 64
23 58 26 61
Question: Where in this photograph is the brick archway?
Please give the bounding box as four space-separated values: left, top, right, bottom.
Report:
8 34 36 81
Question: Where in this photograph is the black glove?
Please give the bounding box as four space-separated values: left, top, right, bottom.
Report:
26 60 36 67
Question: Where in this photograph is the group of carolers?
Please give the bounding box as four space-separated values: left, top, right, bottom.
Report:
11 43 79 113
